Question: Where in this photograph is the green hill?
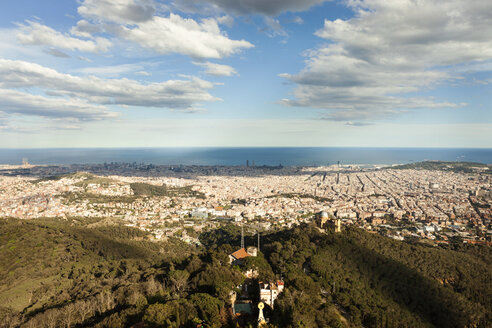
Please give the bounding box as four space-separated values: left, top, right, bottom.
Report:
0 218 243 328
0 217 194 327
130 182 206 199
0 219 490 327
261 225 491 327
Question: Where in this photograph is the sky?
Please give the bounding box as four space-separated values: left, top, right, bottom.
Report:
0 0 491 148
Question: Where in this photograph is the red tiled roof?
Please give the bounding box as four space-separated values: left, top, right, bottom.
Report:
231 248 251 260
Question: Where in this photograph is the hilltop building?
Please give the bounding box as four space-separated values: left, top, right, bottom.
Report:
317 211 330 227
316 211 342 233
246 246 257 256
229 246 257 265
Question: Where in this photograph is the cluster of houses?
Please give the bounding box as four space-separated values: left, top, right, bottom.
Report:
228 242 284 326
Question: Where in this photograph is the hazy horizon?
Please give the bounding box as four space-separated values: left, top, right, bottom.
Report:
2 147 492 166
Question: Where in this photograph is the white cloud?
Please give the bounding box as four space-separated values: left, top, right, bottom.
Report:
316 1 492 66
70 20 104 38
0 89 117 121
344 121 373 127
72 63 146 77
18 6 252 61
78 0 156 23
193 61 238 76
174 0 328 16
118 14 253 59
17 21 111 53
77 56 92 62
44 48 70 58
216 15 234 28
0 58 220 110
0 29 35 58
135 71 152 76
281 0 492 121
262 17 287 37
290 16 304 24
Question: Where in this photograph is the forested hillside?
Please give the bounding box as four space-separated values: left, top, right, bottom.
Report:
0 218 490 327
261 225 491 327
0 217 234 327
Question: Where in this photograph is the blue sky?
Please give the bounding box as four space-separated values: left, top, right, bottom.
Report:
0 0 491 148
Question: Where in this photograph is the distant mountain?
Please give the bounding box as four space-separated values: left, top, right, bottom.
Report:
391 160 492 174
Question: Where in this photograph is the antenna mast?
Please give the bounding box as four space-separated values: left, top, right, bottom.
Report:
241 225 245 249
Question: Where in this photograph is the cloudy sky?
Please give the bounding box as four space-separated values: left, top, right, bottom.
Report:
0 0 491 148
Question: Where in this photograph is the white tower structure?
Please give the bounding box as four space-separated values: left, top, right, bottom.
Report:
257 302 266 327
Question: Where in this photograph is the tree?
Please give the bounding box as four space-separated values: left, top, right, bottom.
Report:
190 293 224 327
169 270 190 295
61 303 77 328
143 303 173 327
44 309 60 328
1 312 21 328
143 300 198 328
76 299 94 323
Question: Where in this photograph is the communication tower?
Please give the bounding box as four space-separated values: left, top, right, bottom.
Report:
241 225 245 249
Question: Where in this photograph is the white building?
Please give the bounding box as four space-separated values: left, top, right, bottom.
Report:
259 280 284 308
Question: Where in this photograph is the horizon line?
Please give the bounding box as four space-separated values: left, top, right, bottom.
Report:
1 146 492 150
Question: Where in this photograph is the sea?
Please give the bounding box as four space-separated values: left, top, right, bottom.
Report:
0 147 491 166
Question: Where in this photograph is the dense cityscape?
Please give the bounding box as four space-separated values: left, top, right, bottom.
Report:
1 161 491 245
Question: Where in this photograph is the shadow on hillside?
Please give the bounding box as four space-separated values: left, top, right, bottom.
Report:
337 238 481 328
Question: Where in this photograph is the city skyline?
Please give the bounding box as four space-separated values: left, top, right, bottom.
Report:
0 0 491 148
